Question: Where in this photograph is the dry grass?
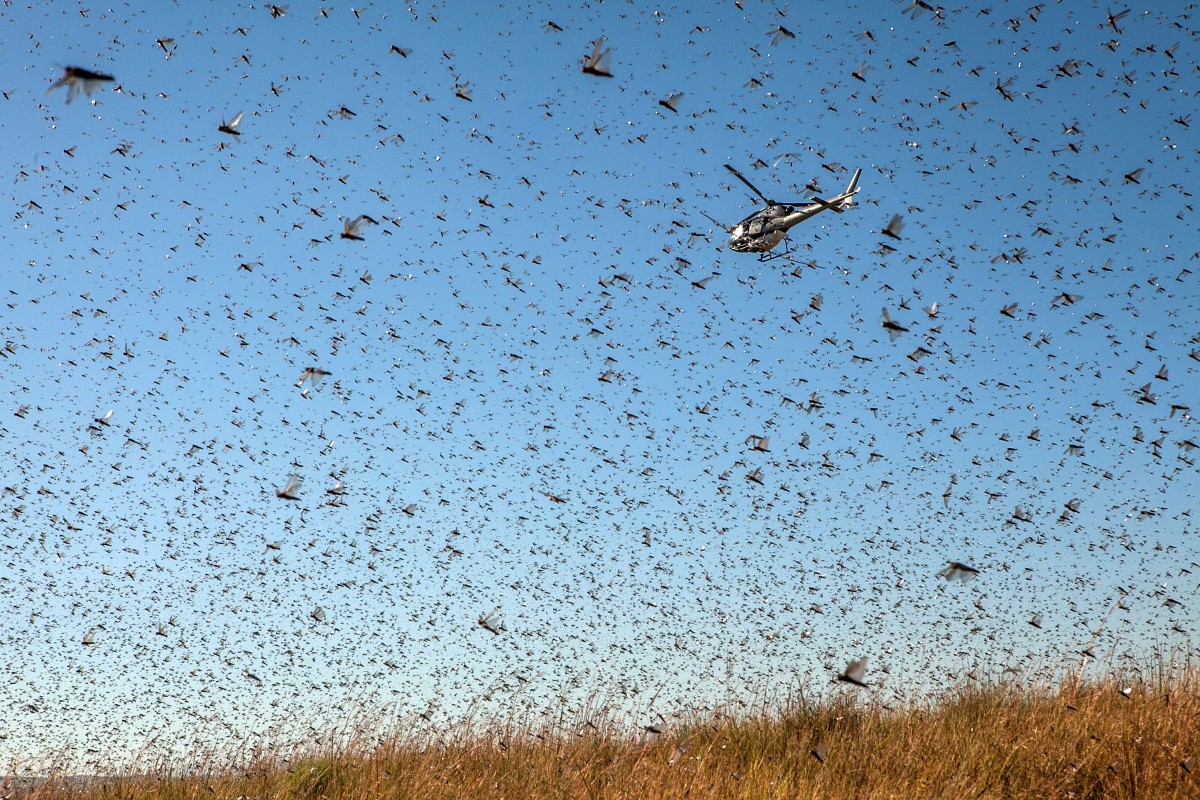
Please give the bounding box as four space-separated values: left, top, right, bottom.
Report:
9 668 1199 800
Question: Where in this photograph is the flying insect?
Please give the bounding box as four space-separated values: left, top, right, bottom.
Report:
716 164 862 261
48 66 115 103
836 657 869 687
478 607 505 635
582 37 613 77
218 111 244 137
276 473 302 501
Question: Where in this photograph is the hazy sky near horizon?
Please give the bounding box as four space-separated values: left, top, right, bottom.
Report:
2 0 1199 769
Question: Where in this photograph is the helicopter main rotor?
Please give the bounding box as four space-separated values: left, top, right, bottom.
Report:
723 164 807 207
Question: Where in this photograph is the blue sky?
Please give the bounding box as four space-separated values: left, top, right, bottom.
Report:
1 0 1198 769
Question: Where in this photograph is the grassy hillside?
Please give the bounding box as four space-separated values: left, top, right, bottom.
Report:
9 668 1198 800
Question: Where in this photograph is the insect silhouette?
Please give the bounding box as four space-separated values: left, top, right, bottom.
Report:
340 216 367 240
48 66 114 103
478 607 505 635
938 561 980 581
658 92 684 113
836 657 869 687
276 473 302 500
881 308 909 341
582 37 613 77
881 214 905 240
297 367 332 387
218 111 244 137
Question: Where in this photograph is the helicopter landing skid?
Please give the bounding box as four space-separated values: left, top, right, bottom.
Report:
756 240 795 263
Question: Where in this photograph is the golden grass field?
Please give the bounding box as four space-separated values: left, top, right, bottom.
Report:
9 666 1199 800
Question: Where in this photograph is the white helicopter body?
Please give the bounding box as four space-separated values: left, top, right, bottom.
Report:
723 165 862 258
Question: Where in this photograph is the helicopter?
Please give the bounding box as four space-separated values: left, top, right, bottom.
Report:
717 164 862 261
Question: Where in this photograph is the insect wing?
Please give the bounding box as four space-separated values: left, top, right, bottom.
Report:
583 39 612 76
659 92 683 112
51 66 114 103
279 473 302 499
479 606 503 634
839 657 868 685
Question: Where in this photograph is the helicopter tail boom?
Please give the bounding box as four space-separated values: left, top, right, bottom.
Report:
844 168 862 198
806 168 862 213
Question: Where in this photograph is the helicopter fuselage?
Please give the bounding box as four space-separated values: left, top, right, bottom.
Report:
724 166 862 255
729 201 831 253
